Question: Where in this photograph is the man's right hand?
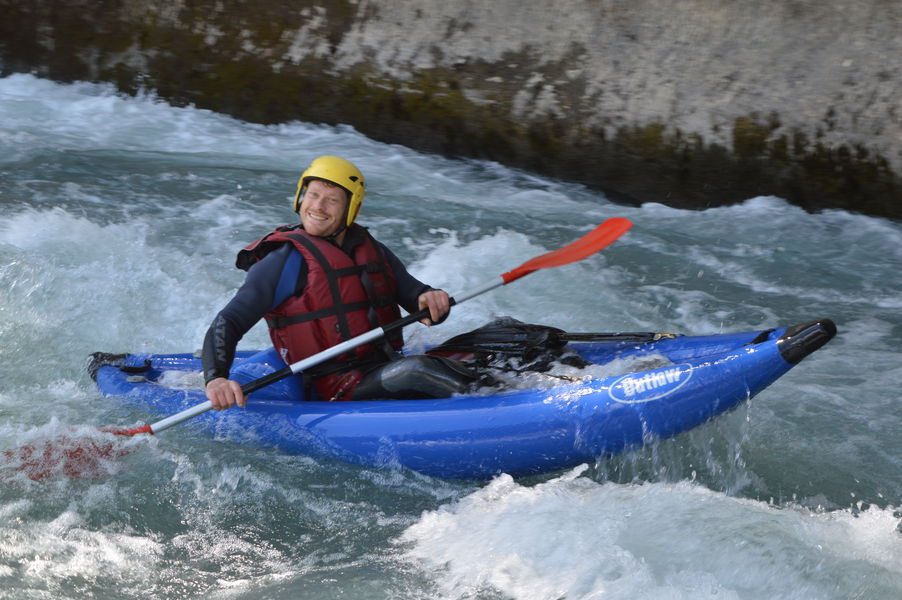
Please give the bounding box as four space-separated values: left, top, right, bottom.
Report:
417 289 451 326
205 377 246 410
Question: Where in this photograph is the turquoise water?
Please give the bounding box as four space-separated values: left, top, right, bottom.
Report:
1 74 900 599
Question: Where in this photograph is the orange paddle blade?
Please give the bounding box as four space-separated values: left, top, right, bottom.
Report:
501 217 632 284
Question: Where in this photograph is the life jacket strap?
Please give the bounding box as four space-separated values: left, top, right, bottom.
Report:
265 301 372 329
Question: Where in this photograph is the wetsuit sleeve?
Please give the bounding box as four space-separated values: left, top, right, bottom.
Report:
377 242 435 314
201 244 301 383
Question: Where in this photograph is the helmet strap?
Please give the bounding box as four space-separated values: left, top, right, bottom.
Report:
325 222 348 243
325 202 351 242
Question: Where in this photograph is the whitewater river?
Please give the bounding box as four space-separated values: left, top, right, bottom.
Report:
1 74 900 599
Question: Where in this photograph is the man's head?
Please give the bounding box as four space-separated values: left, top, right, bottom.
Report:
293 156 366 237
298 179 351 238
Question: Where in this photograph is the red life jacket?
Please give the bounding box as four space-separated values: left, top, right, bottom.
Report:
237 224 403 400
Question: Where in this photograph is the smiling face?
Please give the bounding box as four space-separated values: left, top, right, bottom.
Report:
299 179 350 238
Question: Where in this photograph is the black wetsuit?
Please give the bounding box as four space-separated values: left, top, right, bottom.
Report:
203 242 429 382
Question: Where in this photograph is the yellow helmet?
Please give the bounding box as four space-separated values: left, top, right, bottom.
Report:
292 155 366 226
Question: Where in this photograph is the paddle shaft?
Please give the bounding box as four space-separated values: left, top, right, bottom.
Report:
139 219 631 434
148 287 498 433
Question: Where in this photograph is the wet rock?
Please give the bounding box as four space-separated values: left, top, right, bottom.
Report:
1 0 899 219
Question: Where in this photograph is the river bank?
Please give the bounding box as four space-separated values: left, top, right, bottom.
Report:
1 0 899 219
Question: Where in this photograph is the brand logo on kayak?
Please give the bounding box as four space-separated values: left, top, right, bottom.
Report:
610 364 693 404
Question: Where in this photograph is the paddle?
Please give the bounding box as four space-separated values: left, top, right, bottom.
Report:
3 217 631 477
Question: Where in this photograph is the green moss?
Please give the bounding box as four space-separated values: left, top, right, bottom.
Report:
634 122 667 156
733 115 773 158
770 134 789 162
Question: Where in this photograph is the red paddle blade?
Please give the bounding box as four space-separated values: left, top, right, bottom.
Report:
3 435 134 481
2 425 152 481
501 217 632 284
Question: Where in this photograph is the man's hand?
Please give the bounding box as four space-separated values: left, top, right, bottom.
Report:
417 289 451 326
205 377 246 410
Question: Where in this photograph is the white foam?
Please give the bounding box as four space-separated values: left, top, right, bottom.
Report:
0 509 163 586
157 370 206 389
399 469 902 600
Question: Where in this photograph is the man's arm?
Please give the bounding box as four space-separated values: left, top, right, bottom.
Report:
378 243 450 325
202 244 297 408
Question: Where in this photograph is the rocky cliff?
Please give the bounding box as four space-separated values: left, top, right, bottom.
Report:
2 0 899 219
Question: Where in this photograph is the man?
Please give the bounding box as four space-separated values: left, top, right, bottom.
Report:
203 155 475 410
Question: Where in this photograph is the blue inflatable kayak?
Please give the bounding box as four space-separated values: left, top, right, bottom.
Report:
90 318 835 479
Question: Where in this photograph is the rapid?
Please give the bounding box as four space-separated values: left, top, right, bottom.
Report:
1 74 900 599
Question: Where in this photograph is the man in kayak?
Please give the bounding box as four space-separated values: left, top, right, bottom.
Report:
202 155 475 409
